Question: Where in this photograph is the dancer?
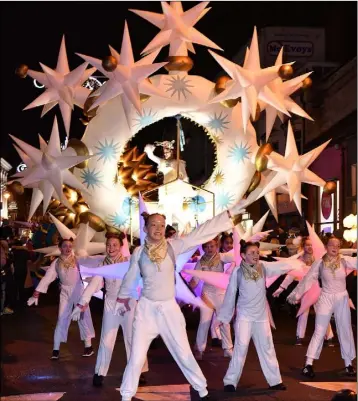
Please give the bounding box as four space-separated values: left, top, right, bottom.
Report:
218 240 293 392
210 232 234 347
27 238 95 359
144 141 195 226
273 236 334 346
189 237 234 359
71 232 148 387
115 200 247 401
287 236 357 378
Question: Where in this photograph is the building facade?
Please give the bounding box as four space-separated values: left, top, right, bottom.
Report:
0 158 12 219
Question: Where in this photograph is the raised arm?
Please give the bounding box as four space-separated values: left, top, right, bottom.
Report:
79 276 104 306
261 259 300 278
217 267 240 324
144 144 162 165
219 249 235 263
287 260 321 303
35 259 58 294
342 256 357 270
189 260 202 289
117 248 142 299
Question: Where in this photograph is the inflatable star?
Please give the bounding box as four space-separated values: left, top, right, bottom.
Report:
262 48 313 139
23 36 96 136
78 21 168 127
131 1 222 56
209 27 290 131
9 117 91 217
36 213 105 257
259 121 330 214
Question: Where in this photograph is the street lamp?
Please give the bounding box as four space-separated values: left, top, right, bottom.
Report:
3 192 10 200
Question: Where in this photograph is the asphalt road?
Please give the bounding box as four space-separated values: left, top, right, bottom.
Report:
1 286 356 401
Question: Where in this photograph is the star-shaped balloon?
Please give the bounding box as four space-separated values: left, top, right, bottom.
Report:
131 1 222 57
9 117 92 219
23 36 96 136
77 21 168 127
245 170 308 221
36 213 105 257
259 121 330 214
209 27 290 131
261 48 313 139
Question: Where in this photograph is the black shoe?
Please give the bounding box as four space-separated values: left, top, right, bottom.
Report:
93 373 104 387
301 365 315 378
211 338 222 348
139 374 147 385
345 365 356 377
83 346 94 357
224 385 236 392
51 350 59 360
270 383 287 391
324 338 334 347
295 337 303 346
200 396 210 400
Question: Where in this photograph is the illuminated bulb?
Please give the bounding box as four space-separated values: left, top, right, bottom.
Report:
3 192 10 199
343 214 357 229
79 205 89 214
132 174 138 181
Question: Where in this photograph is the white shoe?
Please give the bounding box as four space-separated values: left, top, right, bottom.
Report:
224 348 233 358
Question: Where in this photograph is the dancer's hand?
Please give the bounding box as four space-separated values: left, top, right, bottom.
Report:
71 305 84 321
144 144 155 154
229 199 248 217
273 287 284 297
287 293 299 305
115 297 131 316
27 291 40 306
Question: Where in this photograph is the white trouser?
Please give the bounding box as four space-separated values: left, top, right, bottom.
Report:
95 298 149 376
224 319 282 387
54 284 95 348
196 291 232 352
120 296 207 401
210 312 222 340
297 304 334 340
306 290 356 365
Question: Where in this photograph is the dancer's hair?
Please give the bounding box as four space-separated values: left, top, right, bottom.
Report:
220 232 233 243
240 239 260 254
105 231 125 245
165 225 176 238
322 234 341 247
203 236 219 249
58 237 74 248
141 212 166 227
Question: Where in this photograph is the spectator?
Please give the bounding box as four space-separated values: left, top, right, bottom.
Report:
11 238 31 308
1 240 15 315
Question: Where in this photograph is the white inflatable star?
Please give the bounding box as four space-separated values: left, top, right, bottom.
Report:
9 117 91 218
36 214 105 257
78 21 168 127
259 121 330 214
209 27 290 131
23 35 96 136
262 48 313 139
131 1 222 56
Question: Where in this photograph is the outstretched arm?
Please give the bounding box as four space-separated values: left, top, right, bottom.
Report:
144 144 162 165
189 260 202 289
171 200 247 256
287 260 321 303
35 259 58 294
217 267 240 324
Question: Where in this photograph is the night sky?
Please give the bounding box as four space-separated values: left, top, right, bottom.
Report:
1 1 357 175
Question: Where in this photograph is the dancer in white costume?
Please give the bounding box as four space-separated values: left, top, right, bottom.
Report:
144 141 195 226
190 237 234 359
27 238 95 359
218 240 293 392
71 233 149 387
288 236 357 378
115 200 247 401
273 236 334 346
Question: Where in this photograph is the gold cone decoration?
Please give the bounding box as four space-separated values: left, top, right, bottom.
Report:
116 146 158 197
79 211 106 232
214 75 240 108
67 139 90 170
47 185 90 228
246 171 261 195
164 56 194 72
255 143 273 172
